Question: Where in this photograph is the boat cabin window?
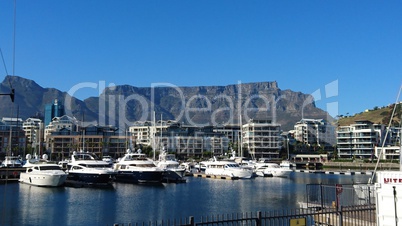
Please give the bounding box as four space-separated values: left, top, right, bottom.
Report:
72 166 82 170
40 166 62 170
85 164 109 168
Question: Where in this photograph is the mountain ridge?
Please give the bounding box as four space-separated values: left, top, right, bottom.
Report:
0 75 331 130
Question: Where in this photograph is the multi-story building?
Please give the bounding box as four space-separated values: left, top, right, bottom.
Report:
44 99 65 126
374 126 401 160
294 119 336 148
129 120 181 147
213 124 241 147
159 127 229 159
45 115 130 160
337 120 385 159
44 115 79 140
129 120 229 159
0 117 26 157
22 118 43 153
242 119 282 159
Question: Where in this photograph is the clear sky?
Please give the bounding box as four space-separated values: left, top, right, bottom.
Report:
0 0 401 117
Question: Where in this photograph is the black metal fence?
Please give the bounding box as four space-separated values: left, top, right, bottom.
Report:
112 184 377 226
304 183 375 210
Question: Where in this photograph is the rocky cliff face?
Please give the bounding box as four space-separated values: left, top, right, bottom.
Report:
0 76 331 130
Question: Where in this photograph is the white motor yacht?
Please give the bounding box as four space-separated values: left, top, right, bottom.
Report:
1 155 23 168
19 154 67 187
66 151 115 186
113 149 164 184
205 160 253 179
255 162 292 178
155 149 186 182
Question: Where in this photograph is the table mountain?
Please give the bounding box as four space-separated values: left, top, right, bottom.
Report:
0 75 331 130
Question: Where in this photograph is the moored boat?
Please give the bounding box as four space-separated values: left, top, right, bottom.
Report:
1 155 23 168
205 160 253 179
113 149 164 184
255 162 292 178
66 151 115 187
155 149 186 183
19 154 67 187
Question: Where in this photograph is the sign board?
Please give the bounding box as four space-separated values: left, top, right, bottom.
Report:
289 218 306 226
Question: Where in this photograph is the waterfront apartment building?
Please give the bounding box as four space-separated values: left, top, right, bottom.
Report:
0 117 26 157
242 119 282 159
374 126 401 160
45 115 130 160
44 99 65 126
213 124 241 147
294 119 336 148
129 120 229 159
129 120 181 147
22 118 44 154
337 120 386 159
44 115 79 140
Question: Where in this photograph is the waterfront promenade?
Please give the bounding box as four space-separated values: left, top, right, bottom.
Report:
323 161 399 171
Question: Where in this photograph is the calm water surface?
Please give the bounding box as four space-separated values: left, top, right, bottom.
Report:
0 172 371 226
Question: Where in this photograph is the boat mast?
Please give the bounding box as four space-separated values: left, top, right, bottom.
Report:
8 107 13 156
153 111 156 160
238 80 243 158
160 113 163 151
82 113 85 152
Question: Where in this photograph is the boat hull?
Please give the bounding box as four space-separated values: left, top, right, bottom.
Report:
19 172 67 187
114 170 164 184
205 169 253 179
270 169 292 178
162 169 187 183
66 172 113 186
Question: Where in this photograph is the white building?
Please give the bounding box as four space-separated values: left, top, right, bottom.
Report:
129 120 229 158
44 115 79 140
22 118 43 153
337 120 385 159
294 119 336 147
129 120 181 147
242 119 282 159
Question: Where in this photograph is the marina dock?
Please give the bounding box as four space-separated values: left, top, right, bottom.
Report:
293 169 374 175
0 167 23 183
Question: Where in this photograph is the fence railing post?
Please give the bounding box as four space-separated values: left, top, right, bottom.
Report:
256 211 261 226
189 216 194 226
338 206 343 226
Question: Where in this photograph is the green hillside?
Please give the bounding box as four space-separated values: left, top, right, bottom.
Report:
338 103 401 127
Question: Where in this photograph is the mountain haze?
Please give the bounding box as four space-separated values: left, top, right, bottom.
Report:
0 76 331 130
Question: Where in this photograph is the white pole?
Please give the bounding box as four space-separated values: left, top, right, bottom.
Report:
153 111 156 160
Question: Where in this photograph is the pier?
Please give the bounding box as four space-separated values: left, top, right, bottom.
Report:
0 167 24 183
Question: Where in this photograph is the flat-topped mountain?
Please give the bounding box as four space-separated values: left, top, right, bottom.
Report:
0 75 331 130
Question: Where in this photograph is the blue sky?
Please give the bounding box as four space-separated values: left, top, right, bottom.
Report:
0 0 401 117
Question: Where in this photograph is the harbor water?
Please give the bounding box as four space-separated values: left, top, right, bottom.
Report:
0 172 371 226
